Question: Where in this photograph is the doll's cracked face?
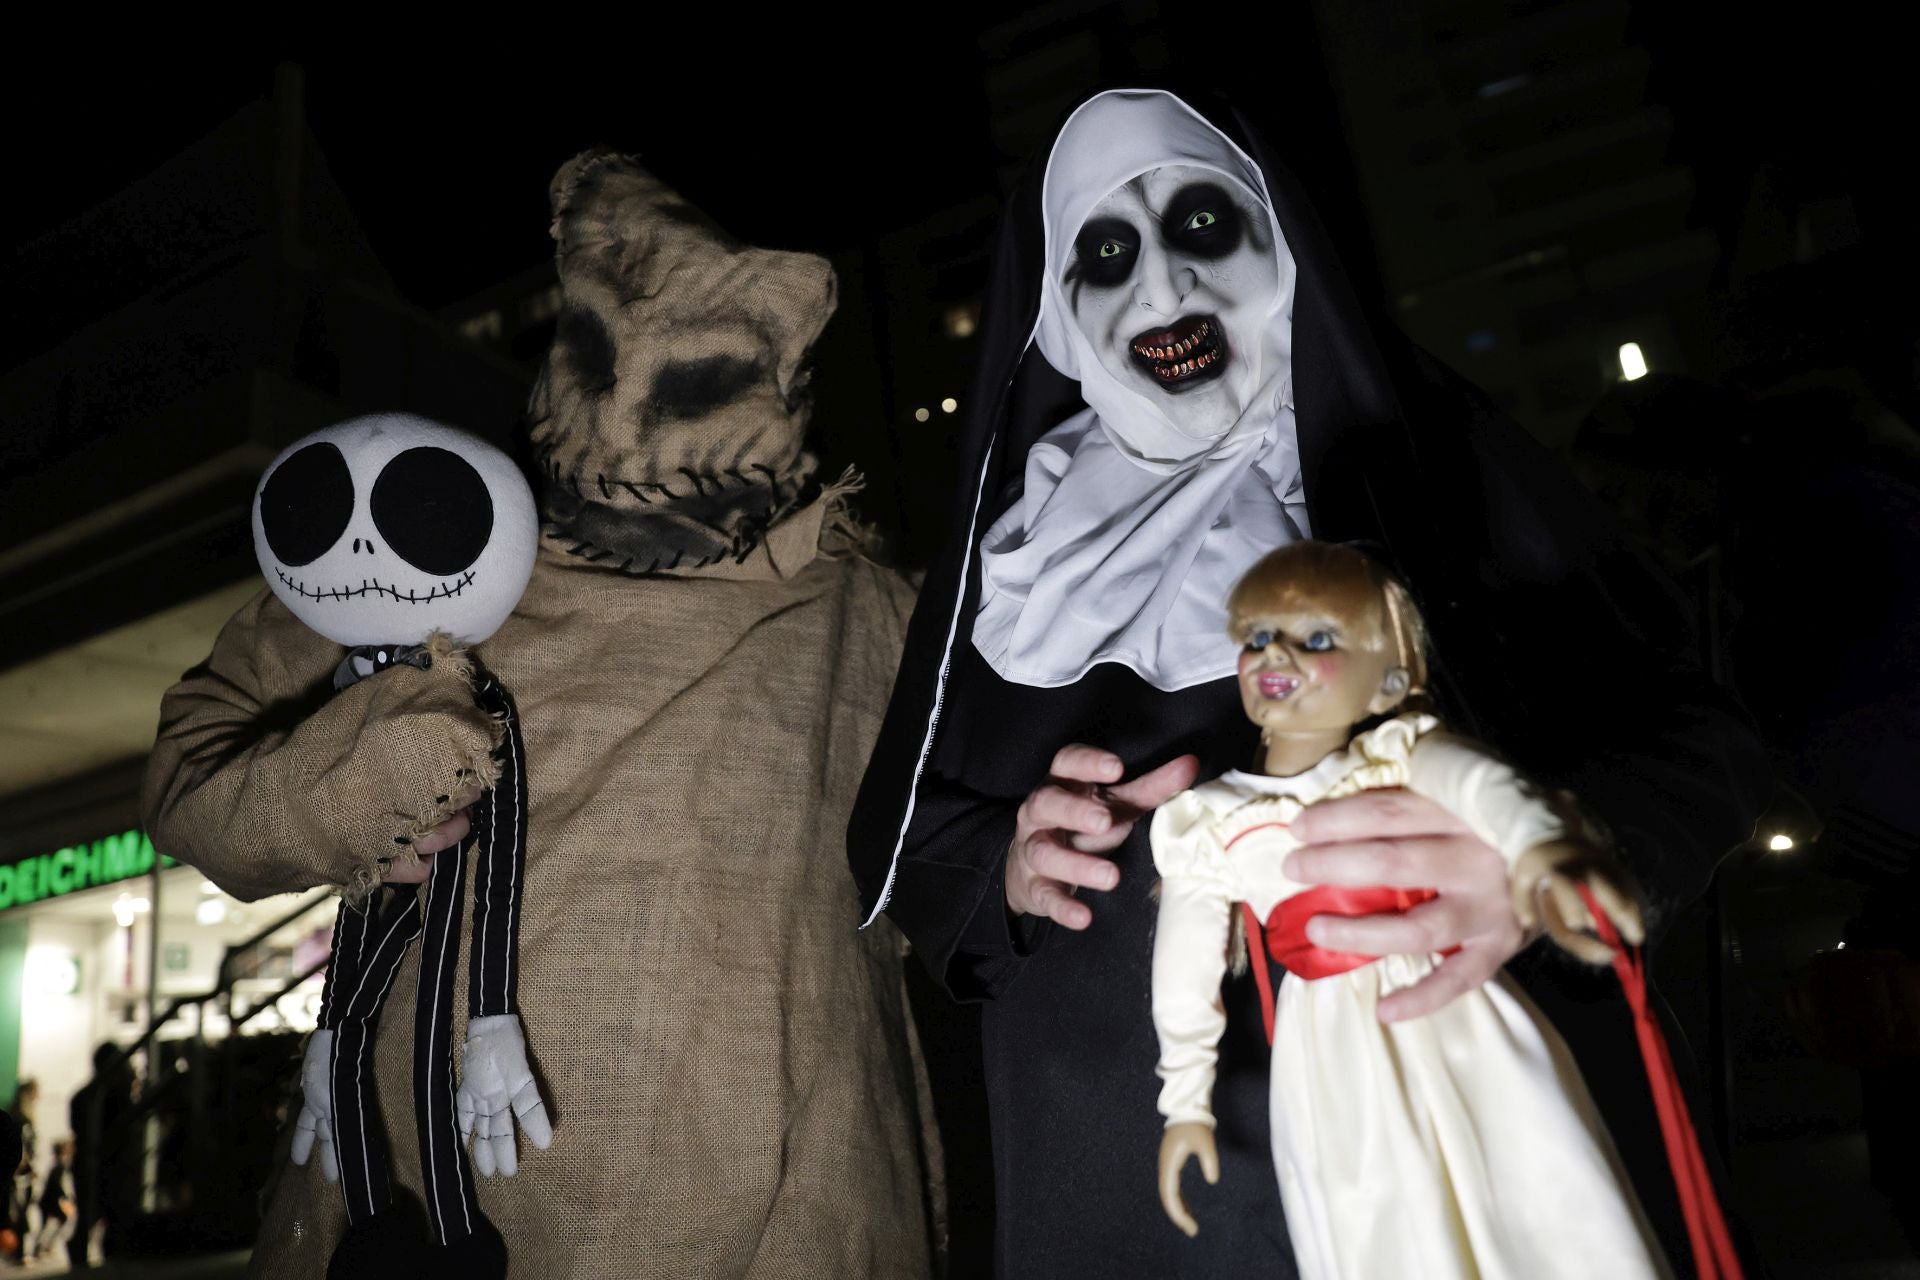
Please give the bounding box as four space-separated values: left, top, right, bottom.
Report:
1064 164 1278 439
1231 598 1409 743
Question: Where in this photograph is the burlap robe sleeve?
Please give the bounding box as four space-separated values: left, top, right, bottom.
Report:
141 589 503 902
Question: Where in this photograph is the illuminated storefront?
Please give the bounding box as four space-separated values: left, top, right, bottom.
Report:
2 825 335 1191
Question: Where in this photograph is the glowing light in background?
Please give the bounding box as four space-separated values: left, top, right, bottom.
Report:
1767 833 1796 852
943 302 979 340
941 398 959 414
25 946 80 996
196 898 227 926
914 407 931 423
1618 342 1649 381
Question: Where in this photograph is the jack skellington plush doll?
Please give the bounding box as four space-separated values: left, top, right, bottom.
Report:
253 412 546 1278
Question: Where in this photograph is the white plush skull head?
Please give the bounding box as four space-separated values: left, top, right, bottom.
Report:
252 413 537 647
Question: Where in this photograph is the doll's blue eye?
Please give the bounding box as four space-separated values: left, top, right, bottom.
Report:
1303 631 1335 652
1245 630 1274 650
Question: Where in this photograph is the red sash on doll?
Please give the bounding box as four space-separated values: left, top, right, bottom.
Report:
1241 886 1439 1043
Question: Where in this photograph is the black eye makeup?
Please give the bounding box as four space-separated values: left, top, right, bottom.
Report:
1162 182 1244 259
1068 216 1140 289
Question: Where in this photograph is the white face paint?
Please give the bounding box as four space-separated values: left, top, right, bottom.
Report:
1062 164 1280 441
252 414 538 647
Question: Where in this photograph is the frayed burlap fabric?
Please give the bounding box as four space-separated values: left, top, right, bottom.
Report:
142 150 941 1278
146 531 939 1278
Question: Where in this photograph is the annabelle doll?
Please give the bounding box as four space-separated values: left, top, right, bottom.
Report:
1151 541 1671 1280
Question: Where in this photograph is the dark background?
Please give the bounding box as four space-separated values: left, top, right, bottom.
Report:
4 5 1916 1276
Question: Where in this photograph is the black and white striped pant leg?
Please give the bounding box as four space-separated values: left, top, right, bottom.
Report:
414 835 483 1245
468 677 527 1021
326 888 425 1226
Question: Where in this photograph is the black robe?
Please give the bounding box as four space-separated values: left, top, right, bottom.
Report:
850 93 1772 1279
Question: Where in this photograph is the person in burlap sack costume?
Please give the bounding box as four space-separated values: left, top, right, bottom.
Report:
143 149 942 1279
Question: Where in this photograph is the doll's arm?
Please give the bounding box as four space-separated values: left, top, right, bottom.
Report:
1407 732 1644 962
1151 872 1236 1129
1152 874 1234 1237
141 592 502 902
1149 793 1236 1237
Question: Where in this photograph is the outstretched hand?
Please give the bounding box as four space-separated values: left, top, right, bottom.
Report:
1157 1121 1220 1238
457 1014 554 1177
1285 789 1524 1023
1005 746 1200 930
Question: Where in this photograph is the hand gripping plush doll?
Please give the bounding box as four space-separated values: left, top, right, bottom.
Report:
1150 541 1741 1280
252 412 546 1278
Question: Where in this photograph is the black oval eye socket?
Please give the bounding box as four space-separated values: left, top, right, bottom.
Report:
1070 216 1139 288
1162 182 1244 259
260 443 354 567
370 447 494 577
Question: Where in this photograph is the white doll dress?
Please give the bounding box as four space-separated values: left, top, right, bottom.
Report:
1150 713 1672 1280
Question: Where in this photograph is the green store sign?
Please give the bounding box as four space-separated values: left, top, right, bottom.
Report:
0 829 177 913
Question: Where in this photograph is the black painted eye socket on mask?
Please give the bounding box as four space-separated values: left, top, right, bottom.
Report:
1162 183 1244 259
370 447 495 577
1070 216 1139 288
260 443 354 567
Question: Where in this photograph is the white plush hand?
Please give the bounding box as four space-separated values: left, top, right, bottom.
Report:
289 1029 338 1182
457 1014 553 1176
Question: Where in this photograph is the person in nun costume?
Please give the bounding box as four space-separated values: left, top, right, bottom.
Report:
849 88 1771 1277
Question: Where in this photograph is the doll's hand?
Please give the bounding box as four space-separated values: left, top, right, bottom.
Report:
1511 839 1645 965
1006 746 1199 929
1286 790 1523 1023
289 1029 337 1182
1157 1121 1219 1238
457 1014 554 1177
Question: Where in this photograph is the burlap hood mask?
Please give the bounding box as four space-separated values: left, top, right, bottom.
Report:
529 150 836 572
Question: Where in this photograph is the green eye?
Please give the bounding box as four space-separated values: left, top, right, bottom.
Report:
1186 210 1218 231
1099 241 1124 258
1304 631 1335 652
1245 629 1274 651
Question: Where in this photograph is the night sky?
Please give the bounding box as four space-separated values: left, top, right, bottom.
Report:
7 11 1907 319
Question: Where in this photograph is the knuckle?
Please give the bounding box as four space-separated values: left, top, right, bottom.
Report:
1375 842 1413 881
1373 792 1412 823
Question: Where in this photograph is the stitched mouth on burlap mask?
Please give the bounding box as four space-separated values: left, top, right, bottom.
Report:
542 472 798 573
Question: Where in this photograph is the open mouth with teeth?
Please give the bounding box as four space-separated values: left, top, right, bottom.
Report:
1130 315 1227 390
1256 672 1302 700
